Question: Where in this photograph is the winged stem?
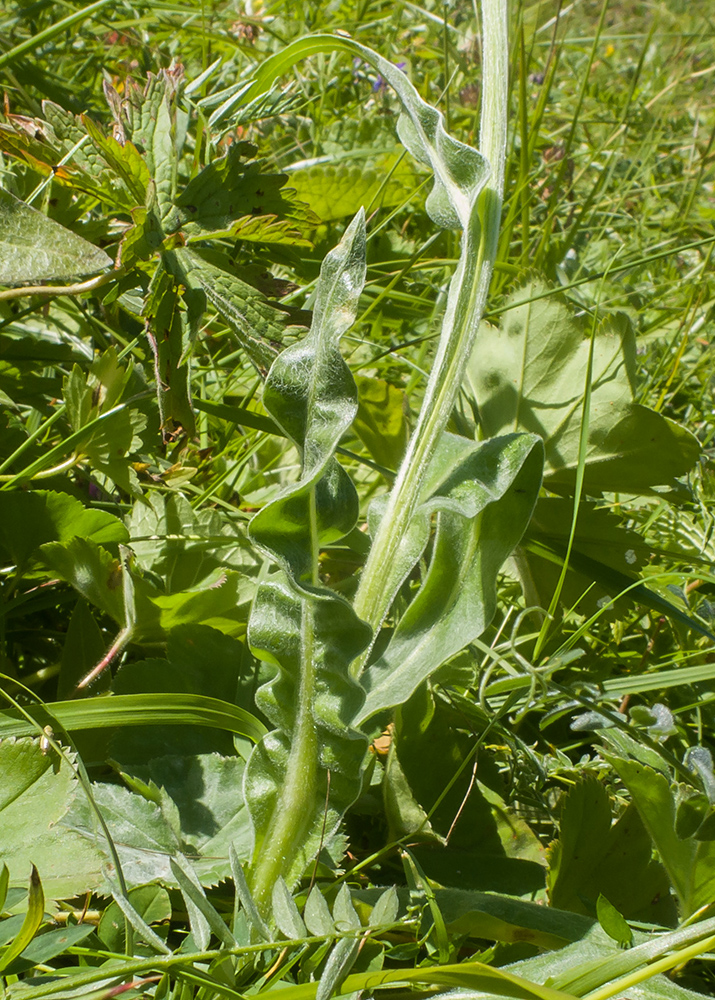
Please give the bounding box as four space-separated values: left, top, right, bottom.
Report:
353 0 508 640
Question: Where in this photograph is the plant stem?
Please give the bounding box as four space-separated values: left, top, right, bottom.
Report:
352 0 508 642
0 270 115 302
249 603 319 911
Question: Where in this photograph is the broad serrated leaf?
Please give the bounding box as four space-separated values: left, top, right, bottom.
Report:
0 189 111 284
0 738 104 899
288 153 417 223
0 490 127 576
176 144 316 239
466 279 700 496
169 247 291 374
359 432 543 721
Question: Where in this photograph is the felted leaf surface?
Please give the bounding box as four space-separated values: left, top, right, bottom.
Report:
0 739 104 898
248 210 367 581
359 432 543 721
243 214 372 905
466 278 700 495
0 189 111 284
546 776 675 924
245 577 370 896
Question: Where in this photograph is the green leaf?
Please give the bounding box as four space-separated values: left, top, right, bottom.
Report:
358 432 543 721
304 887 335 937
241 38 487 231
57 600 109 698
242 214 373 911
40 536 125 623
354 375 409 474
601 735 715 917
176 144 316 239
0 865 44 973
64 752 254 890
546 777 674 924
0 189 111 284
0 490 127 577
316 937 361 1000
288 154 417 223
169 247 292 375
466 278 700 496
248 210 367 581
63 348 148 495
596 895 633 948
98 884 171 953
142 263 195 434
0 693 267 744
385 687 545 896
0 738 104 899
272 878 307 939
170 854 237 947
14 923 94 969
244 578 370 907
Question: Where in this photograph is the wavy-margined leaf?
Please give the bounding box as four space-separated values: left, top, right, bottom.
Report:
241 37 488 232
248 209 366 581
359 432 543 721
0 189 111 285
245 577 370 909
243 212 371 910
466 277 700 496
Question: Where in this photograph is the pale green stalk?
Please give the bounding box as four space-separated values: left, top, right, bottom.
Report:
353 0 509 638
249 604 319 910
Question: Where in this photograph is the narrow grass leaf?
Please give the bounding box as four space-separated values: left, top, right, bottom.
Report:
0 866 44 973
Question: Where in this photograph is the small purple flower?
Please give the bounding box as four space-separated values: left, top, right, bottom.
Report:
372 62 407 92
